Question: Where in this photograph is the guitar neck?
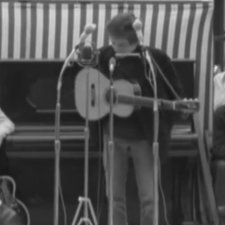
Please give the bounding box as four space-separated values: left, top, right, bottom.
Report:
117 94 199 112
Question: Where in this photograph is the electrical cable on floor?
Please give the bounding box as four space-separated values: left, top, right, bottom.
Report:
158 159 170 225
59 178 68 225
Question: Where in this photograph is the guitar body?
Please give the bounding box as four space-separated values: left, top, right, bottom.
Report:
75 68 199 120
0 176 30 225
75 68 137 120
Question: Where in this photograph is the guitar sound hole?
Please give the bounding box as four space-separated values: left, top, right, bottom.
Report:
91 84 95 106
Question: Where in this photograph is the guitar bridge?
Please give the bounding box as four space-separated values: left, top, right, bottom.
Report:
104 88 117 104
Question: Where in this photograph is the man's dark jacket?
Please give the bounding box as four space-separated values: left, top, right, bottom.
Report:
95 45 183 161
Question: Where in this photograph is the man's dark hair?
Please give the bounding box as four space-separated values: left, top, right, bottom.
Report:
107 12 138 44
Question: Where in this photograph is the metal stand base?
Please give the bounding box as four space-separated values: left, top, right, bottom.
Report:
71 67 98 225
71 197 98 225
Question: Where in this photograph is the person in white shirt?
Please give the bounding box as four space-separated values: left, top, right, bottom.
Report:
0 108 15 175
0 108 15 145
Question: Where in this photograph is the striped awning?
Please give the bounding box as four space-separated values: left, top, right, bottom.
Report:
0 0 214 133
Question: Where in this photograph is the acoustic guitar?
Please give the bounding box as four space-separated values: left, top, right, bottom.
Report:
0 176 30 225
75 68 199 120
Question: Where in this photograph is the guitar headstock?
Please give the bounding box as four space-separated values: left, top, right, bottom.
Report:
176 98 200 113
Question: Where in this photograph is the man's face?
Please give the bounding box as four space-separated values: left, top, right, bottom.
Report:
110 36 137 53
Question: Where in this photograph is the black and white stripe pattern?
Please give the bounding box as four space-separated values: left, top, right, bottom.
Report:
0 0 214 132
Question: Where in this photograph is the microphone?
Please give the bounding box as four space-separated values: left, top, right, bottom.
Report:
76 23 97 66
109 57 116 73
78 42 94 65
77 23 96 47
132 18 143 45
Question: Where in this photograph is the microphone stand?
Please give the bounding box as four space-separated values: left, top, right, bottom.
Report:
54 49 76 225
71 48 98 225
108 59 116 225
144 48 160 225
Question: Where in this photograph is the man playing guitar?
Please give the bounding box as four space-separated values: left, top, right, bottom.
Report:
91 13 183 225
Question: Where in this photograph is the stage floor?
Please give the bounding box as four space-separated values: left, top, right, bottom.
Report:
8 157 190 225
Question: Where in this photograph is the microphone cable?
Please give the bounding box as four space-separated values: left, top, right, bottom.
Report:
149 54 182 101
54 48 77 225
143 47 171 225
94 64 107 225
